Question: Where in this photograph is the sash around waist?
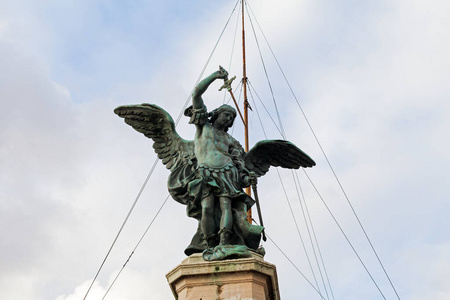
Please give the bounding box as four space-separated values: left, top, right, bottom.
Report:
197 161 234 172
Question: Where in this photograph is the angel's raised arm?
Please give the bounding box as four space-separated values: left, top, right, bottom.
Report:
192 67 228 109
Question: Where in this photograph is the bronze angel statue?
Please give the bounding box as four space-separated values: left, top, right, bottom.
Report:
114 67 315 261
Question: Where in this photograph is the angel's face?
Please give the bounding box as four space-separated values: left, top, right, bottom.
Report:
216 110 234 129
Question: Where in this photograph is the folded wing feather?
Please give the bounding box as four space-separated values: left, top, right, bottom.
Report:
244 140 315 177
114 104 195 171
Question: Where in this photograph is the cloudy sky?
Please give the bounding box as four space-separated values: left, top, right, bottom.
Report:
1 0 449 299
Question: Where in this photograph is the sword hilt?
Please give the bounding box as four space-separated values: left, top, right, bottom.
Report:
219 76 236 92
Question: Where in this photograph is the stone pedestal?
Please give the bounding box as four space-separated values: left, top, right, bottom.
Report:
166 252 280 300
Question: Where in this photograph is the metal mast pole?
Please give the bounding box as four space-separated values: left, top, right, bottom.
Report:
241 0 252 224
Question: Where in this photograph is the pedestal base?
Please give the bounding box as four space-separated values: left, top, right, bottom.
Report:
166 252 280 300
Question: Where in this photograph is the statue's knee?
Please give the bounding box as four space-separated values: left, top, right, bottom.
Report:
220 198 231 211
202 204 214 216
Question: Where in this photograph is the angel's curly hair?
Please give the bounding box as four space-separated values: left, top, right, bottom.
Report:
209 104 237 132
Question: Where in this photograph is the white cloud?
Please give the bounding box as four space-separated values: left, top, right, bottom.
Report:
399 243 450 300
56 280 108 300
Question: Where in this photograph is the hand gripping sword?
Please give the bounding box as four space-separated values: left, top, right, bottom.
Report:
218 67 247 126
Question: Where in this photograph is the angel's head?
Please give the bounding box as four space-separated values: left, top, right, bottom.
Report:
210 104 237 132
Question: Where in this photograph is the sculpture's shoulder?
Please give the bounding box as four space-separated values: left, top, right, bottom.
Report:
194 120 214 139
228 134 244 152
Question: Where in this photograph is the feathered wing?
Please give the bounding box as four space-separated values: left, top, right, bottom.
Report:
114 103 195 170
244 140 315 177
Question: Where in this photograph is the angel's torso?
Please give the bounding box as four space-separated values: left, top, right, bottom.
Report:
194 122 234 168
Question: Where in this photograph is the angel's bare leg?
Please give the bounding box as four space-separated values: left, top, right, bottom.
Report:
201 194 217 247
219 196 233 245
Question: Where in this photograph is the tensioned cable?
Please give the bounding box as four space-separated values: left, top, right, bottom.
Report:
229 3 241 71
292 170 334 300
247 40 334 296
224 2 241 104
303 169 387 299
248 91 326 298
246 5 382 296
247 86 267 138
175 0 241 125
247 81 282 135
251 82 385 298
245 0 285 138
246 2 399 298
251 220 327 300
276 169 324 297
252 74 385 298
102 195 170 299
84 3 241 299
230 80 243 137
226 78 243 106
251 77 332 298
83 157 159 300
244 14 386 296
293 172 334 299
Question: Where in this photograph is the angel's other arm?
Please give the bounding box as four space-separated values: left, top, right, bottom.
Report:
192 68 228 109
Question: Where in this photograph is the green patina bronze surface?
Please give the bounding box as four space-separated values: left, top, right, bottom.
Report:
114 67 315 261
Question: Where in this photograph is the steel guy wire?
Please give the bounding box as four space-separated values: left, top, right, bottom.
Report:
246 1 399 298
